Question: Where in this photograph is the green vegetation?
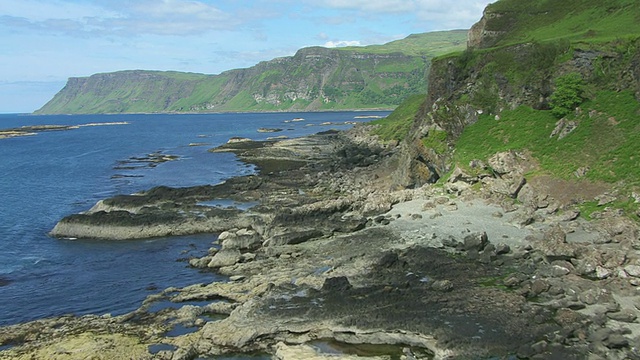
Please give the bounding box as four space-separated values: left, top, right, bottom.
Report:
452 90 640 217
455 90 640 184
370 94 426 142
485 0 640 45
549 73 585 118
421 130 448 155
35 30 467 114
340 30 468 57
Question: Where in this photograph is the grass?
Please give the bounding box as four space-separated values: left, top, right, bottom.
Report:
451 90 640 218
370 94 426 141
340 30 468 57
455 90 640 184
485 0 640 46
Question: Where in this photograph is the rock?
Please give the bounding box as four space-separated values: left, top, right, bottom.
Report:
503 273 525 287
441 236 459 248
321 276 353 292
589 327 613 343
463 231 489 252
572 254 601 276
605 334 629 349
189 255 213 268
606 309 638 323
490 176 526 198
265 229 324 246
207 249 242 268
241 252 256 262
495 243 511 255
431 279 454 292
411 213 423 220
530 279 550 296
530 340 548 354
595 266 612 280
597 193 617 206
221 228 262 250
550 264 571 277
560 210 580 222
578 289 600 305
488 151 525 175
448 165 478 184
538 226 577 261
229 275 245 282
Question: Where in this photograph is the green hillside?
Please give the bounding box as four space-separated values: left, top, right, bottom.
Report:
485 0 640 45
378 0 640 217
35 31 467 115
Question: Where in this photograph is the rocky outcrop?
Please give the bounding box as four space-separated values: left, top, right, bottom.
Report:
467 7 507 49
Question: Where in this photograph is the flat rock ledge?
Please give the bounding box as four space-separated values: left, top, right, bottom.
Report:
5 127 640 360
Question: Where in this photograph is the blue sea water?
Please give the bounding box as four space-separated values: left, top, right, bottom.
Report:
0 111 388 326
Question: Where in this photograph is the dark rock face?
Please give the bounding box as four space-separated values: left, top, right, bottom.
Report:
321 276 353 293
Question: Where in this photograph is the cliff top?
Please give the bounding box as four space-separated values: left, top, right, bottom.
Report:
470 0 640 49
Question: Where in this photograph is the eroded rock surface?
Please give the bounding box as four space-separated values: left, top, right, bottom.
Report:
5 126 640 360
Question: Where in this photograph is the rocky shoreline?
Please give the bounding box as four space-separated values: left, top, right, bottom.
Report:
3 125 640 359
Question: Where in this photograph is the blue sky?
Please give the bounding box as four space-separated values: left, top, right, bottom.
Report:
0 0 493 113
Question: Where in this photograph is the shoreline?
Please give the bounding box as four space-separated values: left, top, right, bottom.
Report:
3 125 640 359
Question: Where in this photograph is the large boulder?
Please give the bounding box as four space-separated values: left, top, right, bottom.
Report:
207 249 242 268
220 228 263 250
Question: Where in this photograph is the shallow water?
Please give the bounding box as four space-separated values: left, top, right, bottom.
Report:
0 111 388 326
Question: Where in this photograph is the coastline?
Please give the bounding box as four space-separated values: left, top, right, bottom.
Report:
3 125 640 359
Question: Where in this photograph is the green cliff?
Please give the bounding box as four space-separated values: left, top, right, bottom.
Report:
34 30 467 114
382 0 640 217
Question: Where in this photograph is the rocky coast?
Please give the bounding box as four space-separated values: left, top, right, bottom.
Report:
3 125 640 359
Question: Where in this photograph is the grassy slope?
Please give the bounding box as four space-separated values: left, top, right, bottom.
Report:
376 0 640 217
370 94 426 141
453 0 640 217
36 31 467 114
340 30 468 56
487 0 640 45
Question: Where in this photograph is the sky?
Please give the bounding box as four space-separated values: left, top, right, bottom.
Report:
0 0 494 113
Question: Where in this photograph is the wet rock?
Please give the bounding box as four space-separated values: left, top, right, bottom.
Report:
189 256 213 268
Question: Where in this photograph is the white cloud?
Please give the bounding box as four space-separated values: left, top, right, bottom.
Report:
324 40 362 48
307 0 493 28
0 0 242 36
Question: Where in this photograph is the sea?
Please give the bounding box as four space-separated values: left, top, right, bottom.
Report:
0 111 389 326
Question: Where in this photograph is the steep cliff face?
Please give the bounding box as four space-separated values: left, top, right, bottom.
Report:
393 0 640 188
35 31 467 114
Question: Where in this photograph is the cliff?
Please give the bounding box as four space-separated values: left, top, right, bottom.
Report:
383 0 640 215
34 30 467 114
